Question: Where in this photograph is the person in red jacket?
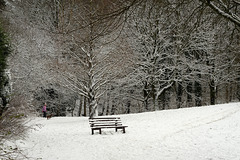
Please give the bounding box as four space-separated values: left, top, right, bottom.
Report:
42 103 47 118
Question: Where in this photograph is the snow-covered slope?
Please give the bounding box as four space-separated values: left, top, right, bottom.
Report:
17 103 240 160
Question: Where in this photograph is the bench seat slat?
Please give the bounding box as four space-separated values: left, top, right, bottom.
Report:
90 117 121 119
90 122 122 125
89 120 121 122
91 124 124 127
90 124 123 127
92 125 128 129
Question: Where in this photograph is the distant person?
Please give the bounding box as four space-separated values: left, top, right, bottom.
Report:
42 103 47 118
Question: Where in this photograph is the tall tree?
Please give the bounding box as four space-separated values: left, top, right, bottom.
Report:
199 0 240 27
54 0 131 117
0 23 11 115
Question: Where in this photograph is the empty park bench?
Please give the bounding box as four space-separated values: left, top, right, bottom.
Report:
89 117 128 135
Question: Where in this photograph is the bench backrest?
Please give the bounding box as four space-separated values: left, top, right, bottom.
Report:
89 117 123 127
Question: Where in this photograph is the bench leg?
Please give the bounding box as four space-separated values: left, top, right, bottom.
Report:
123 127 126 133
93 128 125 135
92 128 102 135
116 127 126 133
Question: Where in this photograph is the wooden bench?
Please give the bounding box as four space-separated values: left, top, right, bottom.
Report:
89 117 128 135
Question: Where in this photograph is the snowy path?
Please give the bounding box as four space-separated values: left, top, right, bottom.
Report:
17 103 240 160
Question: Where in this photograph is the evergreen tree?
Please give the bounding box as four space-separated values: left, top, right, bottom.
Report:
0 23 10 114
0 0 5 8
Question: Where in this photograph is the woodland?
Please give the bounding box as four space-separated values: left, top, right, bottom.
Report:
0 0 239 159
0 0 239 118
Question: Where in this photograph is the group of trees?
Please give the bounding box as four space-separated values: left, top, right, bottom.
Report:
0 0 239 118
120 0 240 111
0 25 9 112
0 0 239 158
1 1 32 159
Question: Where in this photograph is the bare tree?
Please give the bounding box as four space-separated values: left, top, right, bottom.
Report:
199 0 240 27
121 0 238 111
110 0 240 28
2 0 240 117
2 0 81 115
51 0 133 117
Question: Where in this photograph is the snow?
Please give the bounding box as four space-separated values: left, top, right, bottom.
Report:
17 103 240 160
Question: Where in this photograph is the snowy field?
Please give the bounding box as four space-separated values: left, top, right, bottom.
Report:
17 103 240 160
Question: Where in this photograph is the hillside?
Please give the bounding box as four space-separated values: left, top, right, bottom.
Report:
17 103 240 160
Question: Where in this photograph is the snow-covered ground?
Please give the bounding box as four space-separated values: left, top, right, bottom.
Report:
17 103 240 160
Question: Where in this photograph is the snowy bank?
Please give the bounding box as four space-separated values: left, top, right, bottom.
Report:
17 103 240 160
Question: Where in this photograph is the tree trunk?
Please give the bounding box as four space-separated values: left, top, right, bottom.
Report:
195 80 202 106
78 96 82 117
106 102 110 115
111 102 116 115
89 94 98 118
226 84 229 103
176 82 183 108
126 100 131 114
101 102 105 116
187 81 193 104
159 90 165 110
143 82 149 111
83 97 87 117
151 83 157 111
229 85 233 102
209 79 215 105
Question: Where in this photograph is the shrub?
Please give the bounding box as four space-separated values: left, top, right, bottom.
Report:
0 95 32 160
